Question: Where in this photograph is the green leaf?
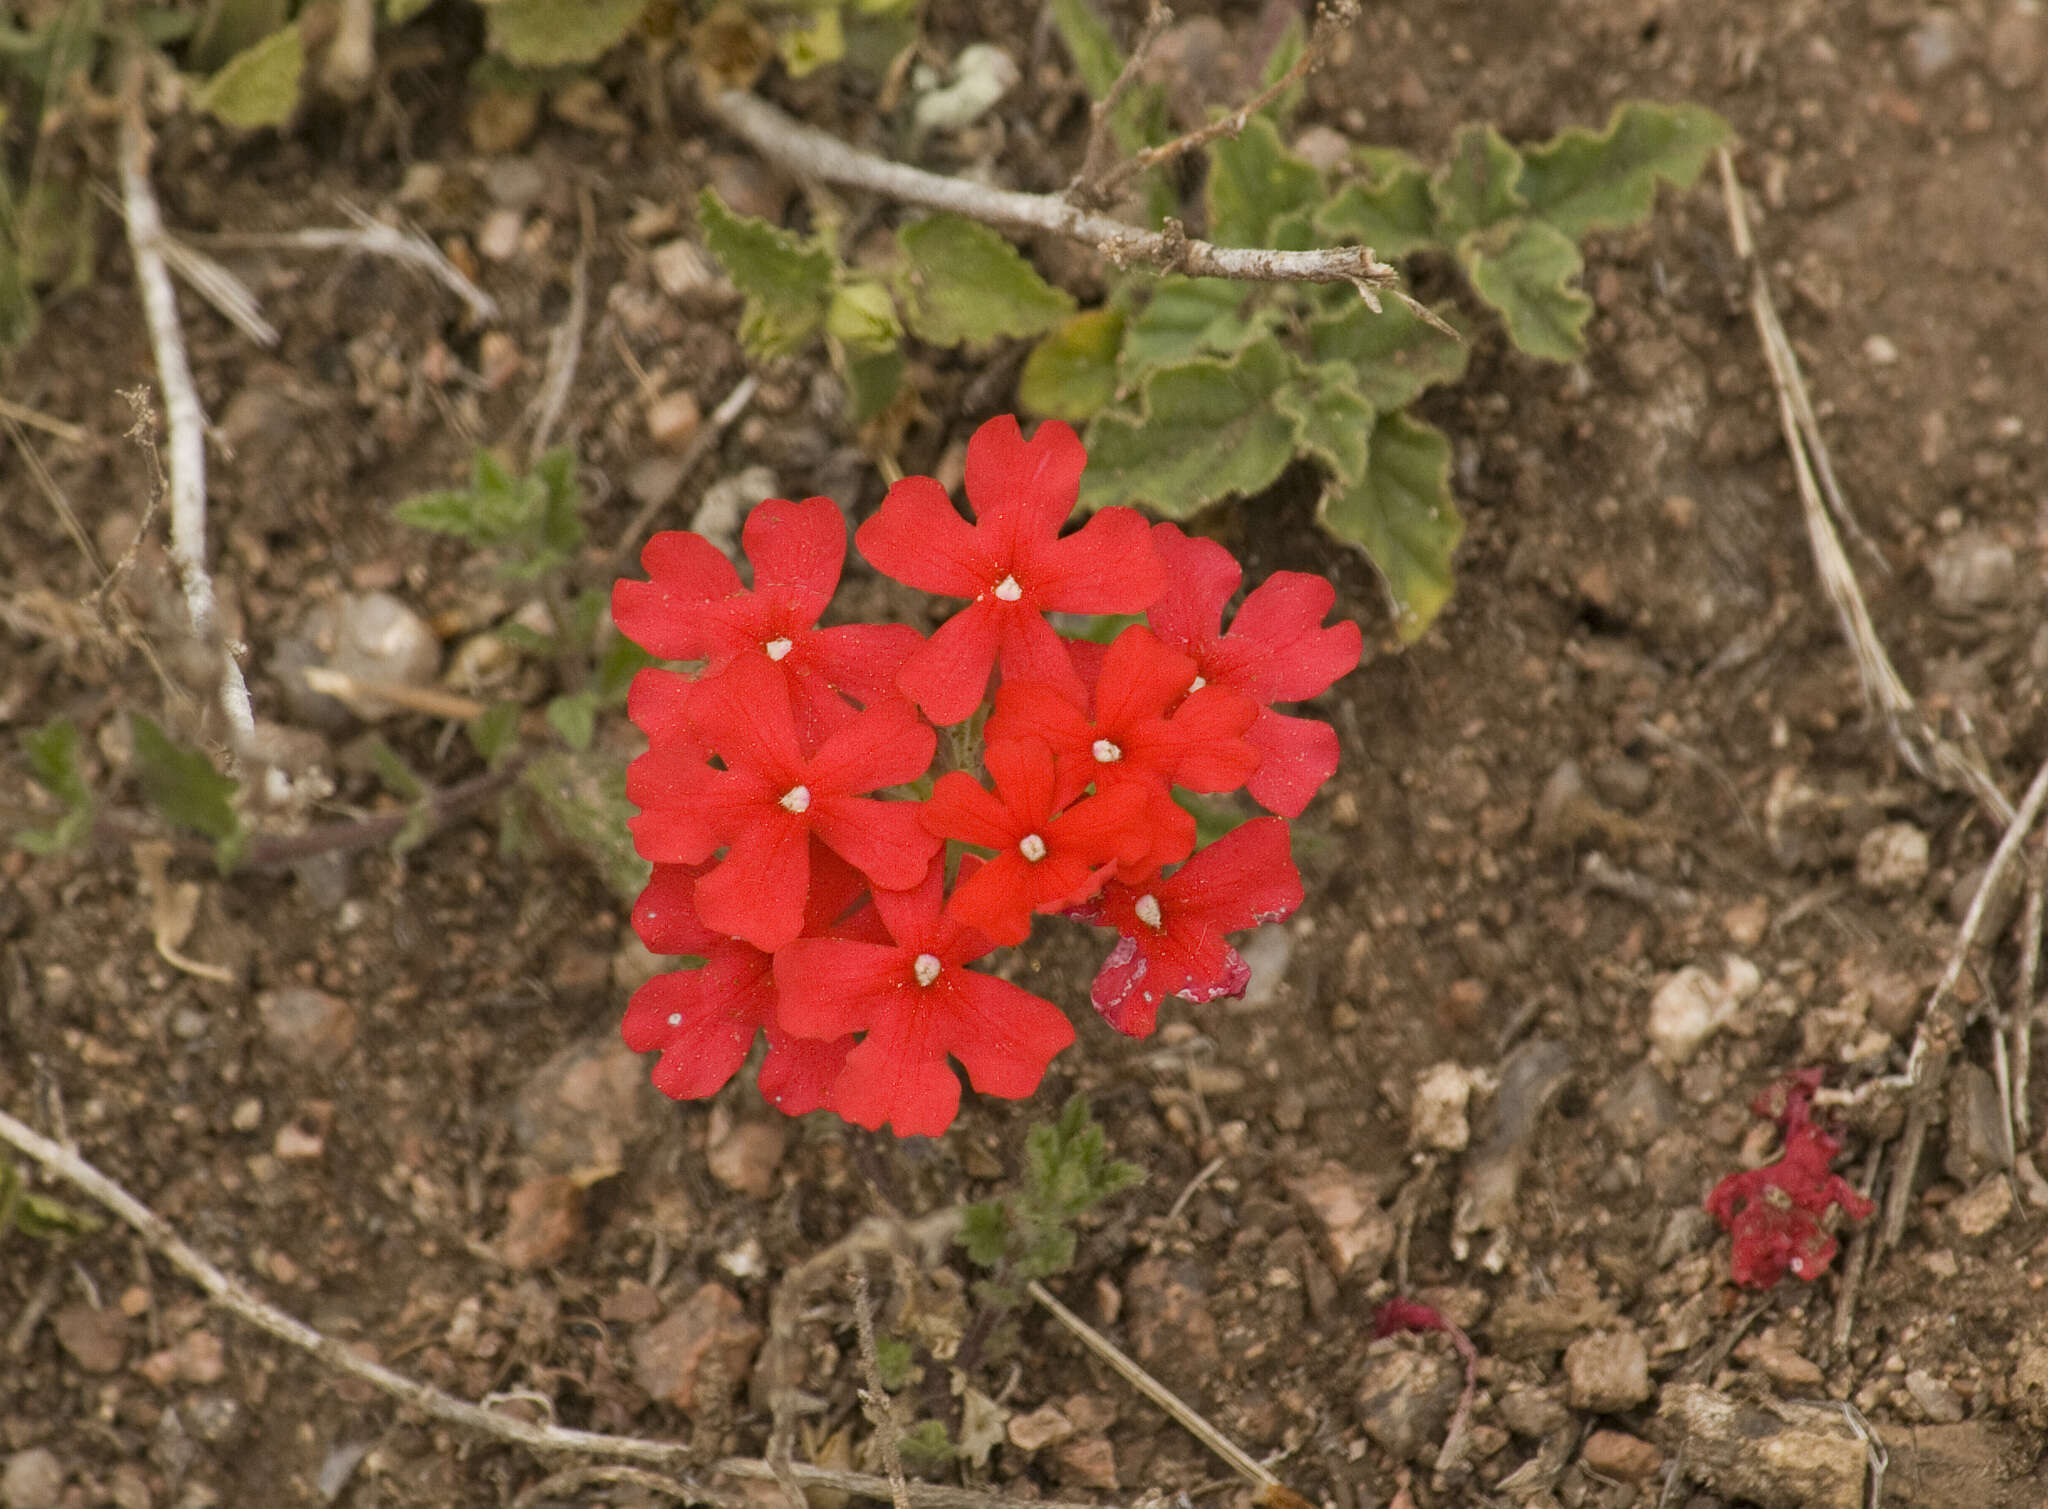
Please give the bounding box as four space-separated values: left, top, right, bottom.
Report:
129 715 240 843
1429 123 1526 241
1317 411 1461 643
1460 218 1591 362
189 0 288 72
362 736 424 800
385 0 437 20
841 343 905 425
1080 338 1298 516
1019 309 1125 421
546 691 599 751
1121 277 1279 383
521 748 649 902
776 5 844 77
1174 790 1252 848
1317 154 1440 258
1253 12 1307 123
1518 101 1731 241
532 445 585 560
484 0 647 67
873 1335 915 1391
1046 0 1122 97
192 22 304 130
1307 293 1468 412
596 635 653 703
697 189 834 359
22 718 90 808
1204 115 1323 249
467 702 524 766
826 278 902 353
958 1201 1010 1268
1275 364 1373 484
894 216 1075 347
897 1420 955 1470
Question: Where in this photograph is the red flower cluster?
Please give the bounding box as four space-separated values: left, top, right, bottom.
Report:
1704 1069 1875 1287
614 416 1361 1136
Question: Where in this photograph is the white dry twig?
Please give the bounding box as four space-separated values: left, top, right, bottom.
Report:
707 89 1399 305
203 200 500 323
0 1104 1092 1509
119 69 258 754
527 186 595 466
1715 149 2009 826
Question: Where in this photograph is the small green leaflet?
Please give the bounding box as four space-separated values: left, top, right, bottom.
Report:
1518 101 1730 241
483 0 648 67
1080 338 1297 516
393 445 583 579
1046 0 1123 97
697 190 834 359
521 749 648 902
129 715 240 843
842 345 905 425
1460 219 1592 362
1275 363 1373 484
546 691 600 752
894 215 1074 347
1307 293 1468 413
1316 155 1439 259
14 718 92 855
1119 277 1279 385
192 21 304 129
1429 123 1526 241
1317 411 1462 643
1019 309 1125 421
1204 115 1323 249
467 702 523 767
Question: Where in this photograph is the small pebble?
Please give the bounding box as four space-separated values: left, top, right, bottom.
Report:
1903 9 1969 81
1904 1367 1965 1422
646 390 702 450
1647 957 1759 1065
1 1450 64 1509
1564 1327 1652 1413
1949 1174 2015 1239
499 1174 586 1270
1580 1429 1664 1482
1856 822 1929 895
54 1304 127 1374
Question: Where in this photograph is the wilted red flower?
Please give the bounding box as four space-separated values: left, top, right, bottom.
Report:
614 495 923 742
922 737 1150 945
1068 817 1304 1037
626 657 939 951
1705 1069 1875 1287
1144 523 1362 818
774 860 1076 1137
856 417 1165 725
985 625 1260 876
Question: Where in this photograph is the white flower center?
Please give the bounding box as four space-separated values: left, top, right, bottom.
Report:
993 575 1023 602
913 953 943 987
779 784 812 814
1188 675 1207 692
1135 894 1164 929
1018 833 1047 862
667 1013 683 1027
764 636 794 661
1092 738 1122 763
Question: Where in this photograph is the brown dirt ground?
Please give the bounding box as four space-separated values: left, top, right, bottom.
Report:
7 1 2048 1507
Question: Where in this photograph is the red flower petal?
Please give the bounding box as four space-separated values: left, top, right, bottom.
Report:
944 970 1076 1098
632 861 720 955
805 698 937 797
743 495 845 606
1231 571 1365 702
622 948 774 1101
612 531 743 659
686 656 806 778
856 474 990 598
693 814 813 951
898 600 1004 727
808 623 927 711
775 938 911 1039
1033 507 1165 614
626 668 702 748
831 1026 965 1137
1244 707 1341 818
812 796 943 892
963 414 1086 543
758 1022 853 1116
1143 524 1242 663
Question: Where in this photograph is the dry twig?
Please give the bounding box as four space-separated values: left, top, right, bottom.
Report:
850 1263 912 1509
1065 3 1172 204
528 186 595 466
120 65 258 754
202 200 500 323
0 396 88 445
706 89 1398 303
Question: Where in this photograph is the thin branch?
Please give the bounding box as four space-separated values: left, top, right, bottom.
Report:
120 65 258 755
1715 149 2008 825
201 200 500 323
2016 868 2044 1146
0 396 88 445
1090 0 1355 204
849 1263 911 1509
1066 3 1173 205
0 1106 1092 1509
529 185 595 466
706 89 1397 302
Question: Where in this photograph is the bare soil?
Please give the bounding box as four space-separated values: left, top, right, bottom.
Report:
7 2 2048 1507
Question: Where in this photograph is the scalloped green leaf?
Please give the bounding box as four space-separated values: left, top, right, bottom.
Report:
697 189 834 359
1429 123 1526 241
483 0 647 67
1121 277 1281 383
129 715 240 844
1318 411 1461 643
192 22 303 130
1020 309 1125 420
1460 218 1591 362
1316 154 1439 258
522 748 648 902
894 215 1075 347
1079 338 1298 516
1275 364 1372 484
1307 293 1468 412
1519 101 1730 240
1205 115 1323 249
841 343 904 424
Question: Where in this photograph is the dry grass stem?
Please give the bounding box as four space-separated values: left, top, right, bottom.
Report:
1026 1279 1282 1494
849 1263 911 1509
154 231 280 348
1715 148 2009 826
528 186 595 466
297 666 488 722
2014 870 2044 1146
707 89 1398 303
203 201 500 323
0 397 88 445
120 67 257 754
1827 1145 1884 1362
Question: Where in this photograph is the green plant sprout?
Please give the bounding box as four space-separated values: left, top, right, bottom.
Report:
959 1094 1144 1307
0 1153 103 1249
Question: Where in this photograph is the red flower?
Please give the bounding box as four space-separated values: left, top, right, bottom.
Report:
1705 1070 1875 1287
775 859 1076 1136
856 417 1165 725
626 657 939 951
1144 523 1363 818
1067 817 1304 1037
614 495 923 742
985 625 1260 875
623 845 872 1113
922 738 1150 945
